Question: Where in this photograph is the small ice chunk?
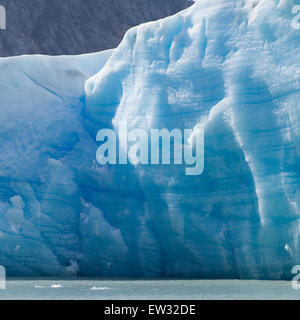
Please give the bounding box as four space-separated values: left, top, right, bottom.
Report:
66 260 79 275
10 196 25 210
5 208 24 230
285 244 293 256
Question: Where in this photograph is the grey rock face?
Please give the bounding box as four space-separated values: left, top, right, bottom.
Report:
0 0 193 57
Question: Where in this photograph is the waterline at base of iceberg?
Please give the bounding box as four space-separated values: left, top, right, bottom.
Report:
0 279 299 300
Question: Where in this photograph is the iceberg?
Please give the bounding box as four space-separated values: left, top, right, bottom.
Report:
1 0 300 279
0 50 114 276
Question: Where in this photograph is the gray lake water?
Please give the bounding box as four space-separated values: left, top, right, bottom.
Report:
0 279 299 300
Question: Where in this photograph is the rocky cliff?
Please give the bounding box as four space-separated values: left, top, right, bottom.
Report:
0 0 192 56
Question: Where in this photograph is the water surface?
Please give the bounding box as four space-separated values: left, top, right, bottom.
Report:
0 279 298 300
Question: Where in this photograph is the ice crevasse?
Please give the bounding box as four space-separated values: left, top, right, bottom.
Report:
1 0 300 278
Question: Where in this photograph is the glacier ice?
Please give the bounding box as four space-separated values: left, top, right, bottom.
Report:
1 0 300 279
0 50 114 276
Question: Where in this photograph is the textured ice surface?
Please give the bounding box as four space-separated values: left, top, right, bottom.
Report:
1 0 300 278
0 50 113 276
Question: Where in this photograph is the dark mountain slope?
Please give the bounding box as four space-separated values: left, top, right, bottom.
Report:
0 0 193 56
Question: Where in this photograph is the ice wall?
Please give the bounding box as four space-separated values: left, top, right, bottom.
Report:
85 0 300 279
0 50 115 276
0 0 300 278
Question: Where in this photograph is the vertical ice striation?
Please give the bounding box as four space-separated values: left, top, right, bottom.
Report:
85 0 300 279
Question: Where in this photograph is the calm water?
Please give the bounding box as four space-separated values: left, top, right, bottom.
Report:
0 279 299 300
